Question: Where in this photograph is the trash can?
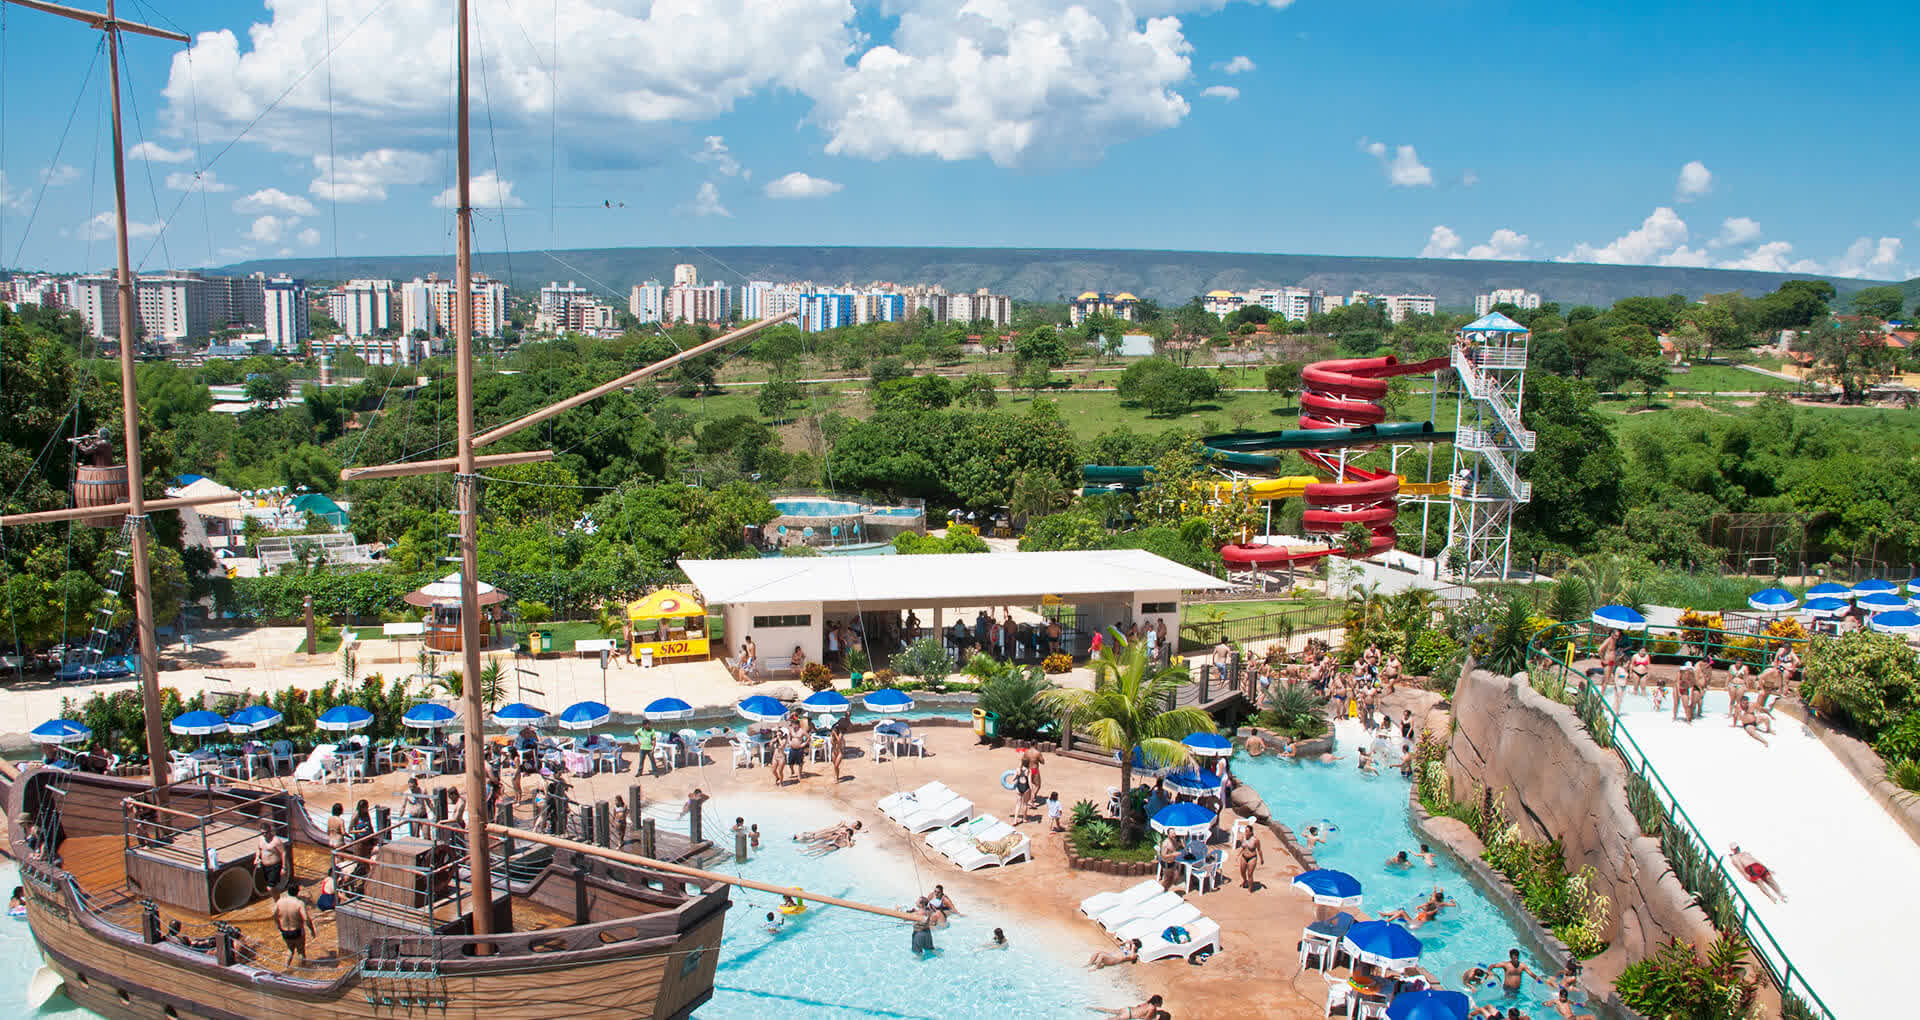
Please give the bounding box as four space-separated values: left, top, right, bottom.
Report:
972 708 999 739
640 646 654 669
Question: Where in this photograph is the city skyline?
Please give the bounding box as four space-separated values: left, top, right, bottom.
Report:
0 1 1913 281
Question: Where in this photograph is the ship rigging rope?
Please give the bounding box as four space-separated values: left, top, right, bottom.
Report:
113 38 173 270
3 36 101 267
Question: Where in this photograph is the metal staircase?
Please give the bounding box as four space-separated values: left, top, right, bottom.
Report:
1446 315 1533 580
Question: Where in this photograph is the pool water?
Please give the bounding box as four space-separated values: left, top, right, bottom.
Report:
1235 721 1566 1016
866 507 923 518
772 499 865 518
0 863 94 1019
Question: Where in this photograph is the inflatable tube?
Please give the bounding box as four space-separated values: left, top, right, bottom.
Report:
1246 735 1266 756
1000 769 1019 790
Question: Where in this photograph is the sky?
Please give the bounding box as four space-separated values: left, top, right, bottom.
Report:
0 0 1914 285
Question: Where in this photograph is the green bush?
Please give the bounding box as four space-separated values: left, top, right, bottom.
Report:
800 662 833 692
1802 631 1920 736
1259 682 1328 741
1406 629 1462 676
1081 820 1117 849
1614 936 1758 1020
1482 826 1611 958
1890 759 1920 794
894 637 956 688
1071 800 1099 828
975 660 1058 741
1874 712 1920 765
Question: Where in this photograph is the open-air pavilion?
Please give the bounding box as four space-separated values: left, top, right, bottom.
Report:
678 549 1232 672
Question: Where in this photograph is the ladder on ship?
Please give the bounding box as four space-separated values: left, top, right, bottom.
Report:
359 938 451 1012
61 518 137 676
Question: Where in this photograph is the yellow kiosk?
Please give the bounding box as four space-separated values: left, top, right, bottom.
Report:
626 589 712 664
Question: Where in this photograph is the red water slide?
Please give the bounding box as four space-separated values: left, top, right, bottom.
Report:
1220 356 1448 569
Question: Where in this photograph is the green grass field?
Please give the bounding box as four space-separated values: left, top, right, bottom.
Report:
1662 364 1801 393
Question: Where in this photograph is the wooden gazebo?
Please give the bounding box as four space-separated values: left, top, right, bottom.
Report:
405 572 509 652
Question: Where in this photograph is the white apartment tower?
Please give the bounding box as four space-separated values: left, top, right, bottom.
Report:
261 276 309 352
342 279 396 336
1475 289 1543 317
629 280 665 323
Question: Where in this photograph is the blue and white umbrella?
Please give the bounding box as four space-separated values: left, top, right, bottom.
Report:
1592 605 1645 630
643 697 696 721
1149 801 1216 836
1807 582 1852 599
1342 920 1424 971
1747 588 1797 612
861 688 914 712
1870 610 1920 636
1291 868 1364 907
1853 579 1899 595
1181 732 1233 758
316 705 374 732
737 695 788 723
1803 597 1852 619
1163 766 1224 797
1906 578 1920 595
1119 744 1176 778
1386 990 1472 1020
1857 592 1906 611
226 705 284 734
799 690 851 714
492 702 548 727
556 700 612 731
402 702 459 729
168 710 229 737
29 719 91 746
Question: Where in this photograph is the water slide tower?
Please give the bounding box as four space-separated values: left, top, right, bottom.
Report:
1445 312 1533 579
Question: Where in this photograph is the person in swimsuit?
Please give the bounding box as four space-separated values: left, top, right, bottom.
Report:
1417 844 1437 866
325 803 346 850
1548 989 1594 1019
1237 835 1264 891
1753 666 1783 714
1302 825 1327 850
1727 663 1749 719
1091 994 1164 1018
274 880 315 965
1629 648 1651 695
315 867 339 911
927 884 960 922
1461 965 1491 990
1732 696 1772 745
1489 949 1538 993
1386 851 1414 869
1596 630 1619 682
1728 844 1786 902
1088 939 1141 969
253 821 286 891
979 927 1009 951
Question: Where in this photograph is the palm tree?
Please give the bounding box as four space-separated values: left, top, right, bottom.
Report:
1036 631 1217 842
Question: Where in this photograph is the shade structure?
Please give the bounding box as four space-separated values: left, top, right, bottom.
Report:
168 710 229 737
1807 582 1852 599
1342 920 1423 971
403 571 508 607
492 702 548 727
1856 592 1906 611
1852 579 1899 595
1181 732 1233 757
626 588 704 621
1386 990 1472 1020
315 705 374 732
1803 597 1852 619
30 719 91 746
556 700 612 730
1163 766 1224 797
1149 801 1217 835
1747 588 1797 611
643 697 696 721
1304 911 1357 939
861 688 914 711
402 702 459 729
799 690 851 713
1592 605 1645 629
1291 868 1364 907
737 695 788 723
1119 744 1177 778
1870 610 1920 635
226 705 284 733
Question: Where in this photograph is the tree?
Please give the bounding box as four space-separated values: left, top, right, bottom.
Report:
757 377 803 420
1013 325 1069 371
244 371 292 409
1850 285 1904 322
1264 361 1303 406
1756 280 1834 333
1116 357 1221 417
868 356 910 387
1630 356 1670 407
1674 305 1740 360
1792 318 1895 403
1018 512 1106 551
1801 630 1920 736
1515 376 1624 556
894 636 955 687
957 373 999 409
1037 635 1215 841
1009 468 1070 523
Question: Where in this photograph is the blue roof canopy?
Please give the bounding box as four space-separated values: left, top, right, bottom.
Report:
1461 311 1528 333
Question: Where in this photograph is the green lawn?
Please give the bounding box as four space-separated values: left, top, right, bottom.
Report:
298 626 384 654
1663 364 1800 393
523 620 610 652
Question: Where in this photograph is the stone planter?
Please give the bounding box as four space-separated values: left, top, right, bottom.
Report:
1063 843 1156 876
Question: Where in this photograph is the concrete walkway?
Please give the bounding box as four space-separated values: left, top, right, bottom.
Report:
1610 689 1916 1020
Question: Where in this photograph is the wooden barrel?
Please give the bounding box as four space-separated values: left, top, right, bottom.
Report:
72 463 128 528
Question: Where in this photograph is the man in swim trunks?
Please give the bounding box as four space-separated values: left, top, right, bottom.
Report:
1416 844 1437 866
1302 825 1328 850
1237 834 1264 891
253 821 286 892
1489 948 1538 993
1547 989 1594 1018
1461 965 1491 989
1091 993 1164 1018
274 880 315 965
1386 850 1414 869
1728 844 1787 903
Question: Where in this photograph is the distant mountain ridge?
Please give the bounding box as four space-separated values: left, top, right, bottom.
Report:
209 246 1897 309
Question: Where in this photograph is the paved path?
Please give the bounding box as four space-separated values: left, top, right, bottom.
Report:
1609 689 1915 1020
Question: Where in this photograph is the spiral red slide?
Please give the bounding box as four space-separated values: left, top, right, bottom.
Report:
1220 355 1448 569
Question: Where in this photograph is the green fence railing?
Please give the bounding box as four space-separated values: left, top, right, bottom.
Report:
1529 621 1831 1020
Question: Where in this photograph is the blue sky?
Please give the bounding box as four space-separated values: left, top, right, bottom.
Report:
0 0 1913 282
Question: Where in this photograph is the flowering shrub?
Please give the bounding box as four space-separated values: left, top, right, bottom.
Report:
1614 937 1758 1020
1762 616 1807 642
1041 652 1073 675
1483 824 1611 958
800 662 833 692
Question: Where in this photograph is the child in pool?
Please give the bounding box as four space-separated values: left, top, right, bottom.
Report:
7 886 24 918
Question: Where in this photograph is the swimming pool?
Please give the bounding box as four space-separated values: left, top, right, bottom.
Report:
865 507 923 518
0 863 94 1019
772 499 866 518
1235 721 1566 1015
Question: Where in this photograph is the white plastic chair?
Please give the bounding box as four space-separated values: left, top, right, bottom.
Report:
1356 1000 1389 1020
1322 975 1350 1018
871 733 894 762
1185 851 1224 893
730 739 754 770
1299 934 1332 972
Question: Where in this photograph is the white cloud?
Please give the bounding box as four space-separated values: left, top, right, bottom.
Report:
1675 160 1712 201
764 172 842 199
311 149 433 203
1828 236 1904 279
1419 225 1530 260
696 136 746 178
39 165 80 187
77 211 163 240
248 215 293 243
1420 226 1461 258
128 141 192 163
431 171 524 209
1461 170 1478 188
165 169 230 192
1200 85 1239 101
689 181 730 217
1655 245 1714 268
0 172 24 211
297 228 322 247
1716 241 1815 273
1361 138 1432 187
1712 216 1762 247
1216 55 1256 74
1562 206 1691 265
235 187 317 216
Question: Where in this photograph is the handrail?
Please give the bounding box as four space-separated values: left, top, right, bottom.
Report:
1452 348 1536 451
1527 621 1833 1020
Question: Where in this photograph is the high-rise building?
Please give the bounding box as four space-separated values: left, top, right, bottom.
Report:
261 276 309 352
342 279 396 336
629 280 665 323
1381 294 1437 324
667 281 731 324
1068 292 1140 326
399 273 506 339
1474 289 1543 317
70 271 225 342
672 263 699 287
400 277 437 335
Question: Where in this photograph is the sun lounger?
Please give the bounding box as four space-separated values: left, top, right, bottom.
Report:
1136 916 1220 963
944 830 1030 870
292 743 339 783
925 816 997 856
1112 901 1203 945
878 781 950 819
1094 890 1183 932
898 795 974 833
1079 879 1163 920
884 786 962 825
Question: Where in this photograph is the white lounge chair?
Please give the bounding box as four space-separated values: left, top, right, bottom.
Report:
1095 890 1183 932
925 816 997 856
878 781 949 819
898 795 974 833
1136 916 1219 963
1079 879 1162 920
292 743 340 783
1112 901 1202 945
945 830 1030 870
886 787 964 826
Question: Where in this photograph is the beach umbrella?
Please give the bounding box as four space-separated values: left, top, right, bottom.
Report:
1907 578 1920 595
1857 592 1906 611
1148 802 1216 836
1119 744 1176 778
1803 597 1851 619
1342 920 1424 971
29 719 91 746
1163 766 1225 797
1181 732 1233 758
1852 579 1899 595
168 710 229 737
799 689 851 713
1807 582 1851 599
1291 869 1364 907
643 697 696 721
556 700 612 731
1870 610 1920 636
226 705 284 734
315 705 374 732
1746 588 1797 612
736 695 788 723
1305 911 1357 939
1386 990 1472 1020
402 703 458 729
1591 605 1645 629
861 688 914 711
492 702 548 727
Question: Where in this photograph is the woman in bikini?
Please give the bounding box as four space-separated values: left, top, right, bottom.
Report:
1629 647 1652 696
1237 835 1264 891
